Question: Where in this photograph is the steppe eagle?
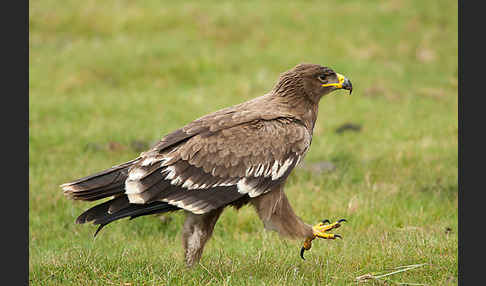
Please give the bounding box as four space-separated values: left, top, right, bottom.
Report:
61 63 352 266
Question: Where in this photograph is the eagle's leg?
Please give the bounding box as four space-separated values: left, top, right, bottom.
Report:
182 207 224 267
250 185 314 239
250 185 345 259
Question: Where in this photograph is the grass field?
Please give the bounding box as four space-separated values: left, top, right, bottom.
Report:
29 0 458 285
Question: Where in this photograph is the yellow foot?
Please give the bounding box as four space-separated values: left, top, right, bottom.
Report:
300 219 346 260
313 218 346 239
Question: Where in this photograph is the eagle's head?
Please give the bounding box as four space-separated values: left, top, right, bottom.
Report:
273 63 352 103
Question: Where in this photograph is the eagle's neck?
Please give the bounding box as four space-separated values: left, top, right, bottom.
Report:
288 98 319 133
264 92 319 133
269 75 321 132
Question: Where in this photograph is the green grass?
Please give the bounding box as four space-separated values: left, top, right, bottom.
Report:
29 0 458 285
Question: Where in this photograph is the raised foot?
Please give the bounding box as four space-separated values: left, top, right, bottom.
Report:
300 218 347 260
313 218 346 239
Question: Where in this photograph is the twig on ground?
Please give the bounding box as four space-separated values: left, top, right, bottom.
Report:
356 263 427 285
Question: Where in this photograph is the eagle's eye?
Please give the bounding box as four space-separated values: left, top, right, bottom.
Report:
317 74 327 83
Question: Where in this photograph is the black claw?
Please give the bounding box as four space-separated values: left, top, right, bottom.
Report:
334 234 342 239
300 247 306 260
322 219 330 224
338 219 347 223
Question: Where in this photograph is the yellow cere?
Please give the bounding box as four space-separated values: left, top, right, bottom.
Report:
321 73 346 89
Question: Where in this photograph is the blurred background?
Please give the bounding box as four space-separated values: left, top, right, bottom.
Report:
30 0 458 285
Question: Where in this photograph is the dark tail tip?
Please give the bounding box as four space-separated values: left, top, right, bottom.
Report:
93 224 106 237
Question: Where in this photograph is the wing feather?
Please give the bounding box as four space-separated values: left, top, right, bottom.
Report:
125 112 311 214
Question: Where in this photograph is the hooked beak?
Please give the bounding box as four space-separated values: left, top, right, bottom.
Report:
322 73 353 94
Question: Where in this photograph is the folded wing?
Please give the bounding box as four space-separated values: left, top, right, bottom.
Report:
125 117 311 214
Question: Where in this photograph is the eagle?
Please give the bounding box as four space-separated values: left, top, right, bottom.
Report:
61 63 353 266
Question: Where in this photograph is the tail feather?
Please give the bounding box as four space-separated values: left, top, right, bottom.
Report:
68 183 125 201
61 158 140 201
75 196 128 224
75 195 180 237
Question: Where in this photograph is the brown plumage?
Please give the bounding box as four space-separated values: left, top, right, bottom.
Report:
61 63 353 266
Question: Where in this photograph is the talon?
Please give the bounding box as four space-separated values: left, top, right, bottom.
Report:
312 219 346 239
302 218 346 260
300 247 306 260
